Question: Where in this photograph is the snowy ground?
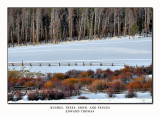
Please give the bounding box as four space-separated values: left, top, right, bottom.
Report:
8 36 152 73
8 91 152 103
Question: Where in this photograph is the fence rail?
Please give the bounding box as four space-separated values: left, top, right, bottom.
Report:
8 61 127 67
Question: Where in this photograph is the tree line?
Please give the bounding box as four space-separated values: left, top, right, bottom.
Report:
8 8 152 47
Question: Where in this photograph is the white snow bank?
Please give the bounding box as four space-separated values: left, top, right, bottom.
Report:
8 91 152 103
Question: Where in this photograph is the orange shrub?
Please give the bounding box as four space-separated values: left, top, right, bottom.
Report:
23 81 36 87
44 81 53 89
134 67 144 76
121 66 133 73
90 79 107 91
143 83 150 89
79 72 89 78
127 81 143 90
36 77 42 81
54 73 66 80
124 72 132 79
113 75 123 80
64 78 78 86
146 78 152 88
106 82 112 88
111 80 125 91
8 77 18 84
133 77 144 82
78 78 94 86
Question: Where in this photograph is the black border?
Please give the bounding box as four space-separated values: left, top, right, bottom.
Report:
7 7 153 104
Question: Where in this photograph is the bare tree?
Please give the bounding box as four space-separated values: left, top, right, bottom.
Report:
83 8 88 40
68 8 74 41
78 8 85 41
36 8 41 45
32 9 35 45
94 8 98 40
8 8 14 47
16 13 20 46
114 8 117 37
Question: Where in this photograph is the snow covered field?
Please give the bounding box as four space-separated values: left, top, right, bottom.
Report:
8 91 152 103
8 36 152 73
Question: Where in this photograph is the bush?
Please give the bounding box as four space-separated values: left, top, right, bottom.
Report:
128 81 143 91
106 82 112 88
111 80 125 92
28 92 39 100
8 70 23 78
62 83 79 97
123 72 132 82
65 70 84 78
143 83 151 91
65 78 78 86
8 93 13 101
44 81 53 89
90 79 107 91
78 78 94 86
54 73 66 80
125 89 137 98
15 90 22 100
50 79 63 89
79 72 89 78
77 96 88 99
113 75 123 80
121 65 133 73
134 67 145 76
38 90 48 100
47 90 65 100
23 81 36 87
106 88 114 97
47 90 56 100
86 70 94 76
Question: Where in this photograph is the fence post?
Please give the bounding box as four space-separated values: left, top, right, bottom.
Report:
83 62 85 66
22 61 24 66
90 62 92 66
100 62 102 66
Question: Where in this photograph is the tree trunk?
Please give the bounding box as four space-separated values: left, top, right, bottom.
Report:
118 15 119 38
18 24 20 46
25 28 27 46
129 9 130 39
70 15 72 41
45 25 48 43
114 8 116 37
78 12 83 40
32 9 35 45
30 20 32 45
21 20 23 46
11 30 14 47
145 8 147 37
94 9 97 40
147 8 150 36
98 13 101 39
124 10 126 37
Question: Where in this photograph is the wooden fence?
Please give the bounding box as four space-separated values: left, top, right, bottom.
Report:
8 61 127 67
